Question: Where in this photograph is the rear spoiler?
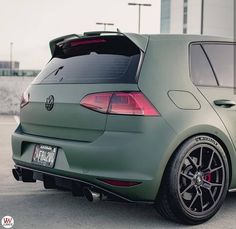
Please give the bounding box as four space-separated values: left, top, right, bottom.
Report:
49 31 149 56
49 34 81 56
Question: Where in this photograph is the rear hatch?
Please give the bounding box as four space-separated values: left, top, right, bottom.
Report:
20 33 148 142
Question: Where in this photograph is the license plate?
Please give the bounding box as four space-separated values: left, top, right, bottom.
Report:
32 144 58 168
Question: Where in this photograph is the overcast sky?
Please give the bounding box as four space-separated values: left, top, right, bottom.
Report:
1 0 160 69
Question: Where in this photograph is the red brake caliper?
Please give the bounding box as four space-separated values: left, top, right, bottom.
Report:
203 173 212 182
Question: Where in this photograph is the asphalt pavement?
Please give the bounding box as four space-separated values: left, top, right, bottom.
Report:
0 115 236 229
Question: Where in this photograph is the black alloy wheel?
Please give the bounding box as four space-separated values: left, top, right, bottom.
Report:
156 135 229 225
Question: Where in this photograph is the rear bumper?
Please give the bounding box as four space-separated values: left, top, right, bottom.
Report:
12 118 176 201
13 165 152 203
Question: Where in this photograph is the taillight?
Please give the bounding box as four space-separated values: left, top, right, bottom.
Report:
20 91 30 108
80 92 112 113
80 92 160 116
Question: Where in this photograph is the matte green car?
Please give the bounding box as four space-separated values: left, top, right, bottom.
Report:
12 31 235 224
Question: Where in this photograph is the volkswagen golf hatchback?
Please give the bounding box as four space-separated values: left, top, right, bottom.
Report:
12 31 235 224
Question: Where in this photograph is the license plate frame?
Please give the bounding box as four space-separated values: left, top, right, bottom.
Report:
32 144 58 168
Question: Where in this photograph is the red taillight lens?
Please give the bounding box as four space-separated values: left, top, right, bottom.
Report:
109 92 159 116
99 179 141 187
80 92 113 113
20 91 30 108
80 92 160 116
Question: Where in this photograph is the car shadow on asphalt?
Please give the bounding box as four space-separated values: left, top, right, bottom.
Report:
2 186 236 229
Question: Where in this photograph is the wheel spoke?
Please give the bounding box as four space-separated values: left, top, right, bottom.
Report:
181 183 193 195
203 180 223 187
208 151 215 170
210 166 223 173
211 183 223 187
202 184 214 201
180 172 193 181
189 192 199 209
201 183 210 191
208 188 215 203
197 147 203 168
187 156 198 171
198 187 204 211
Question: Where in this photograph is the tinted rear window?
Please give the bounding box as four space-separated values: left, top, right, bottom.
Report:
34 36 141 84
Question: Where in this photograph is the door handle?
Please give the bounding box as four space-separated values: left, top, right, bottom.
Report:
214 99 236 108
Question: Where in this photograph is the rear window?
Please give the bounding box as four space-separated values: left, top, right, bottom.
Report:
33 36 141 84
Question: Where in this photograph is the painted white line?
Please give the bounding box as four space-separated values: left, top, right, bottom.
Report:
14 115 20 124
0 122 17 125
0 191 67 196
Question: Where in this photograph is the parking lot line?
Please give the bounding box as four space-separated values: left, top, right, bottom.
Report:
0 115 19 125
0 122 17 125
14 115 20 124
0 191 66 196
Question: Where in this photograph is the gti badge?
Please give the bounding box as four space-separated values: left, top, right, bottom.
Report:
45 95 54 111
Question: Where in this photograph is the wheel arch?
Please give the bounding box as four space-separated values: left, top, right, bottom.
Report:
156 128 235 200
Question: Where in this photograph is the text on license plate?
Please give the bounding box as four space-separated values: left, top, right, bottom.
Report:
32 144 58 168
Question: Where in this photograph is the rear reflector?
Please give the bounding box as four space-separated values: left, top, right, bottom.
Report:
80 92 160 116
99 179 141 187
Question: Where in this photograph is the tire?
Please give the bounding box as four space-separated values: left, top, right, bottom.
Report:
155 135 229 225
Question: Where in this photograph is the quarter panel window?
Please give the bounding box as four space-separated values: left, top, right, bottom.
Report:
203 44 234 88
190 44 218 86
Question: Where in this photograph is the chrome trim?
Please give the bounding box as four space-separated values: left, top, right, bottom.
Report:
228 188 236 193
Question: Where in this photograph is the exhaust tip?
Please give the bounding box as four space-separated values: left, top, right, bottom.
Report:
83 187 101 202
12 168 36 182
12 168 21 181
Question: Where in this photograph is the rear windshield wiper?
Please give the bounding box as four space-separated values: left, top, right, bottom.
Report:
42 66 64 81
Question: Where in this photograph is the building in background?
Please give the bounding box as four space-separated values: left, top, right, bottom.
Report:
160 0 234 38
0 61 40 77
0 61 20 70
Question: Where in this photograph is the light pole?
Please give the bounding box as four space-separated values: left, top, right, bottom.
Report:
10 42 13 76
200 0 204 34
128 2 152 33
96 22 114 31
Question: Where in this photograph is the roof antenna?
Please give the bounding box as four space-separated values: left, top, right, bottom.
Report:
117 28 121 33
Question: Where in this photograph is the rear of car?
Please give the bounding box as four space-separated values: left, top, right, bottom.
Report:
12 32 176 201
12 32 236 224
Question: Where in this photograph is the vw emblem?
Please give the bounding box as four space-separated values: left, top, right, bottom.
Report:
45 95 54 111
